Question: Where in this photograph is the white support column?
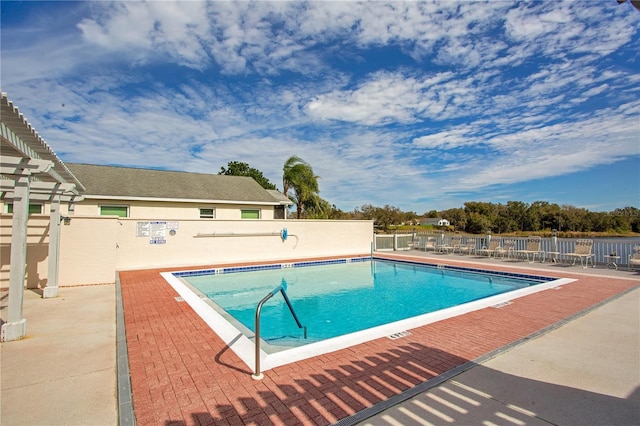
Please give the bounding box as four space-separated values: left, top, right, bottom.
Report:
1 173 31 341
44 194 62 298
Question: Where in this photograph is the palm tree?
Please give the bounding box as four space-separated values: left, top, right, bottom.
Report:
282 156 320 219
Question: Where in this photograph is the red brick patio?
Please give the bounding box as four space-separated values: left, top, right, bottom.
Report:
120 255 639 426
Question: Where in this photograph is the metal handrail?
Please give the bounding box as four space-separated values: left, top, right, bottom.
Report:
251 283 306 380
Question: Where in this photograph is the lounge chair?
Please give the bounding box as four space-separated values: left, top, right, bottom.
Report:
424 237 438 252
438 235 462 253
629 245 640 270
409 236 419 250
478 239 501 258
495 239 516 259
416 236 437 251
516 237 542 263
459 238 477 255
414 236 425 250
564 239 595 268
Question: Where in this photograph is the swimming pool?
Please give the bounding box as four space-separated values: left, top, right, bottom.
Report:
162 257 573 372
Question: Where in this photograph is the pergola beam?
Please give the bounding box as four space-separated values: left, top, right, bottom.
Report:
1 192 82 202
1 121 42 160
0 157 53 174
1 180 81 201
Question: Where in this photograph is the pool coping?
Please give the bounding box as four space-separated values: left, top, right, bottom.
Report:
160 256 574 374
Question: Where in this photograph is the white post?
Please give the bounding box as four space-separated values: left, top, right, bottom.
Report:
2 173 31 341
44 194 61 298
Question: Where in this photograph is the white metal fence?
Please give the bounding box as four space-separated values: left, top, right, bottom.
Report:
374 231 640 268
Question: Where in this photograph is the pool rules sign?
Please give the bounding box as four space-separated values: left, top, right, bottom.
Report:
136 221 179 244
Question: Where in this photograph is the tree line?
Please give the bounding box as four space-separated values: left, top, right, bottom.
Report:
218 159 639 234
438 202 640 235
347 202 640 235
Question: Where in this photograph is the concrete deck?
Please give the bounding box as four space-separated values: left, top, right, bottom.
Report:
356 286 640 426
1 284 118 426
1 252 638 425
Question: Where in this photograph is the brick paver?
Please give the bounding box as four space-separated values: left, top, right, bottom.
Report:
120 256 639 426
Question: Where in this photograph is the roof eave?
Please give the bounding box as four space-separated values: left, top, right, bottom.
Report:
83 194 283 206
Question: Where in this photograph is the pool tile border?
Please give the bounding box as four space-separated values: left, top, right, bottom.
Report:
173 256 371 278
374 256 557 282
173 255 555 283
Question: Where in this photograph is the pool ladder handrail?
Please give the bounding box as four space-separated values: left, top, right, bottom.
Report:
252 285 307 380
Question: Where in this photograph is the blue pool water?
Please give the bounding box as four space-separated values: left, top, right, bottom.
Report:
181 259 550 347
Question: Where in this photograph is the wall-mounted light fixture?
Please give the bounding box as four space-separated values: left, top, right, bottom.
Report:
61 216 71 225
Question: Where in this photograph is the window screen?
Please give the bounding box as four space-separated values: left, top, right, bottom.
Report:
241 209 260 219
6 204 43 214
100 205 128 218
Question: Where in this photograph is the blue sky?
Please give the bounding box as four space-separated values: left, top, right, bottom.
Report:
2 1 639 213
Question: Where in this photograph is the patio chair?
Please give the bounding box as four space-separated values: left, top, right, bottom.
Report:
495 239 516 259
459 238 477 255
414 235 425 250
478 238 501 258
564 239 595 269
628 245 640 270
438 235 462 253
424 237 438 252
516 237 542 263
409 236 419 250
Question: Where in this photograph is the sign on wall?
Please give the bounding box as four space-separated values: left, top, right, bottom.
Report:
150 221 167 244
137 221 178 244
136 221 150 237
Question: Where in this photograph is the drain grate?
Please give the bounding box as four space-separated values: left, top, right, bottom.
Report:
175 296 184 302
491 301 512 308
388 331 411 340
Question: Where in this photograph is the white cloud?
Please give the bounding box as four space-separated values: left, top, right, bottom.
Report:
581 84 610 98
78 1 212 68
412 127 478 150
2 1 638 212
303 70 482 125
447 100 640 190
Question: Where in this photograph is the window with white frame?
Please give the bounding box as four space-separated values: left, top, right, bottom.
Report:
199 208 215 219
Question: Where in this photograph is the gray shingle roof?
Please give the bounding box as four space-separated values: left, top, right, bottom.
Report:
266 189 293 205
66 163 289 204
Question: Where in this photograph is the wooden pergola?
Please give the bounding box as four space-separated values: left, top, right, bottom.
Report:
1 93 85 341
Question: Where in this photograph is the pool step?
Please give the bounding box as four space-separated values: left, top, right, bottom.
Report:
265 335 320 346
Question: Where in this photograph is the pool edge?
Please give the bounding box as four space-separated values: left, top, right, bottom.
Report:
161 257 574 374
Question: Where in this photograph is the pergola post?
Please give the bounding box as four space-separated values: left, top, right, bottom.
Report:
1 94 85 341
43 194 62 298
2 172 31 341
